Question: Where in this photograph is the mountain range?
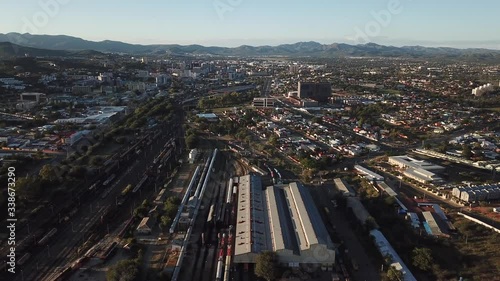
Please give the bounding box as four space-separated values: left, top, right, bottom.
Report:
1 32 500 60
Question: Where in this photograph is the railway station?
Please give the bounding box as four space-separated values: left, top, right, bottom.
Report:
233 174 336 268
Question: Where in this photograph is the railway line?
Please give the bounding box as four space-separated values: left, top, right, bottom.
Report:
190 177 227 281
176 153 246 281
9 122 180 281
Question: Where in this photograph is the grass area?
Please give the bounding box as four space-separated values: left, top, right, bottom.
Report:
210 107 237 114
358 183 500 281
441 215 500 280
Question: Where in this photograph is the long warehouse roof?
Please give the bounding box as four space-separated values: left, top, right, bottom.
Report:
234 175 335 264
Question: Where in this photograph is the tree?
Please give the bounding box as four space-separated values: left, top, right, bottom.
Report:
462 144 472 159
412 247 433 271
90 156 104 166
255 251 278 281
386 266 403 281
364 216 378 231
39 164 58 183
106 259 139 281
185 134 198 149
268 134 279 146
115 136 126 144
81 145 89 153
164 197 180 218
160 215 172 230
68 165 87 179
166 196 181 205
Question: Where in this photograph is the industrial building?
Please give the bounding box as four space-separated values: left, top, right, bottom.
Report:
136 217 155 235
20 92 47 103
388 155 444 184
403 168 443 184
346 197 374 226
253 98 276 108
377 182 397 197
370 230 417 281
188 149 198 164
196 113 219 122
388 156 445 172
233 175 336 268
421 211 448 237
406 213 420 229
297 82 332 102
333 178 355 197
354 165 384 182
452 183 500 203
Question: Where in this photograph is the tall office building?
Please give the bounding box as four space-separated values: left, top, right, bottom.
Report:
298 82 332 102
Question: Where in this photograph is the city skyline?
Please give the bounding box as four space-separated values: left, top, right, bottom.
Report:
1 0 500 49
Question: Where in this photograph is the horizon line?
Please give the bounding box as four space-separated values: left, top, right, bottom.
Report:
2 32 500 51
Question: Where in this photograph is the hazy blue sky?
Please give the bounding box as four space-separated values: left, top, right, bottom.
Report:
1 0 500 48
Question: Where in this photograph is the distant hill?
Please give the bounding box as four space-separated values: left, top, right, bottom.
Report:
0 41 103 59
2 32 500 60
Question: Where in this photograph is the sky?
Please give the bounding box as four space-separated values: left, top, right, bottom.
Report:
1 0 500 49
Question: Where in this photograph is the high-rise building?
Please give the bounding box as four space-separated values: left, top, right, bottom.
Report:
298 82 332 102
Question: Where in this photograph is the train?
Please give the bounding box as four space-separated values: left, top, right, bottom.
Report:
98 242 118 260
88 180 101 191
121 184 132 196
132 175 148 193
207 204 216 225
103 174 116 186
18 253 31 266
37 228 57 245
216 233 227 281
226 178 234 204
223 233 233 281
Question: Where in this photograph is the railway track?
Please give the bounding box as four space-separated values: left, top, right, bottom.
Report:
233 158 249 176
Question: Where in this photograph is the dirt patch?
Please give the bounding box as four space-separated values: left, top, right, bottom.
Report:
471 206 500 222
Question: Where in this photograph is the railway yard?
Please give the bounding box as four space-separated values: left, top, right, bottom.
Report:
0 115 184 281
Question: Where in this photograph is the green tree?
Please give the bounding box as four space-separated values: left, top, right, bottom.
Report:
164 203 178 218
68 165 87 179
106 259 139 281
268 134 279 146
90 156 104 166
185 134 199 149
160 215 172 230
412 247 433 271
166 196 181 205
364 216 378 231
255 251 278 281
39 164 58 183
462 144 472 159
